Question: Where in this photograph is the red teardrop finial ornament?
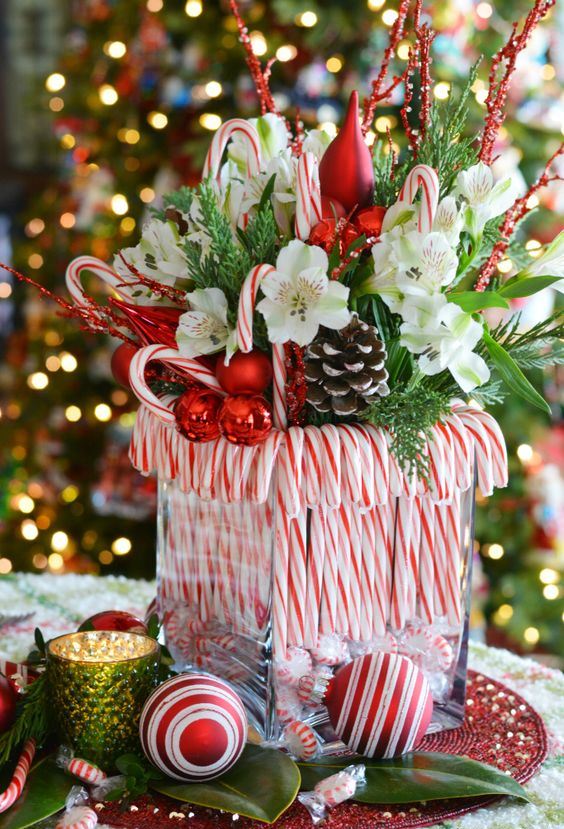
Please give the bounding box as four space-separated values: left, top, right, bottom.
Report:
108 297 183 349
318 91 375 214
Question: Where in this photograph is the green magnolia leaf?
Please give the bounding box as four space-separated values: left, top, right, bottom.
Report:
499 274 562 298
0 758 72 829
152 745 300 824
448 291 509 312
483 331 551 414
298 752 529 804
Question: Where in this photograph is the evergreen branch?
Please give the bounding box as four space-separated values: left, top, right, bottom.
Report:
0 674 52 767
509 340 564 370
469 378 507 407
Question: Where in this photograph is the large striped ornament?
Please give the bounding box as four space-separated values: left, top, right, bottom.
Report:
139 674 247 781
325 653 433 759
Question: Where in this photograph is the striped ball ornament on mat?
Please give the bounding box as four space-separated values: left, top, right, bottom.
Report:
325 652 433 758
139 674 247 781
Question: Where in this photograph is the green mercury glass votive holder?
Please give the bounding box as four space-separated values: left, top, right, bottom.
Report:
47 630 159 770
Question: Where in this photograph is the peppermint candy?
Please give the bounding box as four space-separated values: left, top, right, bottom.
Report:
275 646 313 687
401 624 454 672
309 634 349 666
283 721 319 761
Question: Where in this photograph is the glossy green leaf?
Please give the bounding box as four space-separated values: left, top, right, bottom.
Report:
499 274 561 298
448 291 509 312
0 758 72 829
152 745 300 824
483 331 551 414
298 752 529 804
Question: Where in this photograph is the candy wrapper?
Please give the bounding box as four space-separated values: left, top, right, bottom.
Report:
54 786 98 829
298 764 366 824
89 775 127 803
56 747 107 786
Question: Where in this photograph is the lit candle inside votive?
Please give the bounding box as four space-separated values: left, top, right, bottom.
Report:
47 631 159 769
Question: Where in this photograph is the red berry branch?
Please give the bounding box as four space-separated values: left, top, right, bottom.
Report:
415 23 435 150
479 0 556 165
116 254 187 305
474 142 564 291
284 342 307 426
400 46 419 152
229 0 278 116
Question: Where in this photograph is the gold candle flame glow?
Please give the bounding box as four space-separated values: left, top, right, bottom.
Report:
49 630 157 662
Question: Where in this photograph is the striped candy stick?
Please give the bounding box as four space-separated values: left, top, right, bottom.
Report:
459 406 508 488
0 739 36 814
454 407 495 496
339 424 362 505
360 424 389 505
441 490 463 627
398 164 440 234
350 505 366 640
304 506 325 649
65 255 138 316
303 426 323 507
202 118 262 180
336 502 354 636
319 505 339 635
353 425 375 510
319 424 341 508
295 151 322 240
273 482 291 657
367 506 388 635
445 412 473 491
67 757 107 786
417 496 436 624
391 496 413 630
287 506 308 647
406 500 421 619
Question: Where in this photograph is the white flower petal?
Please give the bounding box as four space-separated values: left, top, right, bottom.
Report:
276 239 328 278
186 288 229 322
450 351 490 392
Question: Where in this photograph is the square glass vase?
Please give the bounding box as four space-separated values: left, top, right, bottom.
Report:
156 437 475 749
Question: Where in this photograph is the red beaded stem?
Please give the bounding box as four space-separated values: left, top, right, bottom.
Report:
415 24 435 150
229 0 278 116
284 342 307 427
479 0 556 165
331 238 378 280
400 47 419 153
475 143 564 291
117 254 187 305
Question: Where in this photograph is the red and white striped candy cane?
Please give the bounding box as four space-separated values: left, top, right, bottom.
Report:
202 118 262 180
65 256 137 316
303 426 323 507
67 758 106 786
445 412 473 491
319 424 341 508
360 425 389 505
319 505 339 635
353 426 375 510
460 407 508 488
390 496 413 629
305 506 324 648
0 739 36 814
295 152 322 240
128 344 225 425
336 502 354 637
0 661 36 686
399 164 440 234
339 425 362 505
454 408 494 496
55 805 98 829
417 496 436 624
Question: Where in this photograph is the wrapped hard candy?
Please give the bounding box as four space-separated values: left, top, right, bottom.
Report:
276 685 303 725
283 721 320 761
298 764 366 824
55 787 98 829
348 631 398 659
275 647 313 687
309 634 350 666
399 624 454 673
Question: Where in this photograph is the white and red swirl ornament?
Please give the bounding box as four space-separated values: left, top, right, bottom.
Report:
139 673 247 781
325 652 433 759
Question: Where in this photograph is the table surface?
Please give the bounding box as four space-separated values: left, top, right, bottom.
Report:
1 573 563 829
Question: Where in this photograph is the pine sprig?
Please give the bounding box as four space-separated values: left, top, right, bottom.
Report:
0 673 52 767
361 385 451 478
509 340 564 370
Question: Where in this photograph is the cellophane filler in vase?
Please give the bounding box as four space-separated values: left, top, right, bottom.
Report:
21 0 561 764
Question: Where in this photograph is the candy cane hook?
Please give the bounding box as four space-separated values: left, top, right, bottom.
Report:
0 739 36 813
65 256 138 319
203 118 262 180
295 152 322 240
399 164 439 234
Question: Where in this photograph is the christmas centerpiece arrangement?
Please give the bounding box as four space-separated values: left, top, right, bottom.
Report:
1 0 562 825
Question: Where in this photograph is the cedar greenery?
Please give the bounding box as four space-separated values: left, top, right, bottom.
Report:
0 673 52 767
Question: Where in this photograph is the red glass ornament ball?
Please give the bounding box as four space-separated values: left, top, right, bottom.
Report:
139 673 247 781
175 388 223 443
325 652 433 759
215 349 273 395
218 395 273 446
79 610 147 634
355 205 387 239
111 343 138 388
0 674 18 734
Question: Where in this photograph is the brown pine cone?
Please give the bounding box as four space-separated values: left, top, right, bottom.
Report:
304 315 389 417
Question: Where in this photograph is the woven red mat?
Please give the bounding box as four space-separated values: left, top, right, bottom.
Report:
97 670 547 829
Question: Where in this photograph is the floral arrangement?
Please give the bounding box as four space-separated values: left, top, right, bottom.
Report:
6 0 563 475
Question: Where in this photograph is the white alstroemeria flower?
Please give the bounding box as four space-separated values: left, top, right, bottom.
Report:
394 231 459 293
381 200 417 234
228 113 290 172
519 230 564 289
401 303 490 392
114 218 188 303
257 240 351 346
456 162 518 241
176 288 236 357
302 128 332 161
433 196 464 247
240 149 298 234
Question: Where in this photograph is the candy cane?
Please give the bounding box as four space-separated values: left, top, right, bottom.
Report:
237 264 276 353
319 506 339 635
129 344 225 424
0 739 36 814
445 412 473 491
203 118 262 180
320 425 341 508
339 425 362 505
336 502 354 636
454 409 494 496
303 426 323 507
353 426 375 510
390 496 413 629
65 255 137 317
295 152 322 240
305 507 325 648
417 496 436 624
460 407 508 488
399 164 439 234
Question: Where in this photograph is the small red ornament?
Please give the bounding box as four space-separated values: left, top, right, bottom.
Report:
0 674 18 734
215 349 273 395
324 652 433 758
111 343 138 388
139 674 247 781
319 91 375 214
320 195 346 220
218 395 273 446
355 205 387 239
79 610 147 634
175 388 222 442
309 219 359 255
109 298 182 349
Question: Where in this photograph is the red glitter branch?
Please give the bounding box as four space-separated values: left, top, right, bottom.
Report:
284 342 307 426
229 0 278 116
415 23 435 150
479 0 556 165
117 254 187 305
361 0 411 134
474 142 564 291
400 47 419 152
331 237 378 280
386 128 397 179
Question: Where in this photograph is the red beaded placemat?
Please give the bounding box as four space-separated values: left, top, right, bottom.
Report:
97 670 547 829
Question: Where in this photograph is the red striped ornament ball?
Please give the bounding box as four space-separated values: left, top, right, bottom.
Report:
139 674 247 781
325 652 433 759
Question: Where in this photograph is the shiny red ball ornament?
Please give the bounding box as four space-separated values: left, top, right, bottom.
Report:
111 343 138 388
215 349 273 395
355 205 387 239
79 610 147 634
320 195 346 220
325 652 433 759
319 91 375 214
218 395 273 446
175 388 222 443
0 674 18 734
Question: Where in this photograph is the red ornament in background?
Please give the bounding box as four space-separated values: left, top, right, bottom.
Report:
319 91 375 214
320 195 346 220
355 205 387 238
111 343 138 388
0 675 18 734
109 298 183 349
215 349 273 395
218 395 273 446
79 610 147 634
175 388 222 442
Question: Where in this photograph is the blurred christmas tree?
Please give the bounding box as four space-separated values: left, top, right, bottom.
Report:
0 0 562 652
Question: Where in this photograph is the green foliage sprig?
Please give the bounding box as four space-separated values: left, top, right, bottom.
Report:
0 673 52 767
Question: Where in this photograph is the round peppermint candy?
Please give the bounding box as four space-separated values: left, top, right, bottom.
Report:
139 673 247 781
325 652 433 759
